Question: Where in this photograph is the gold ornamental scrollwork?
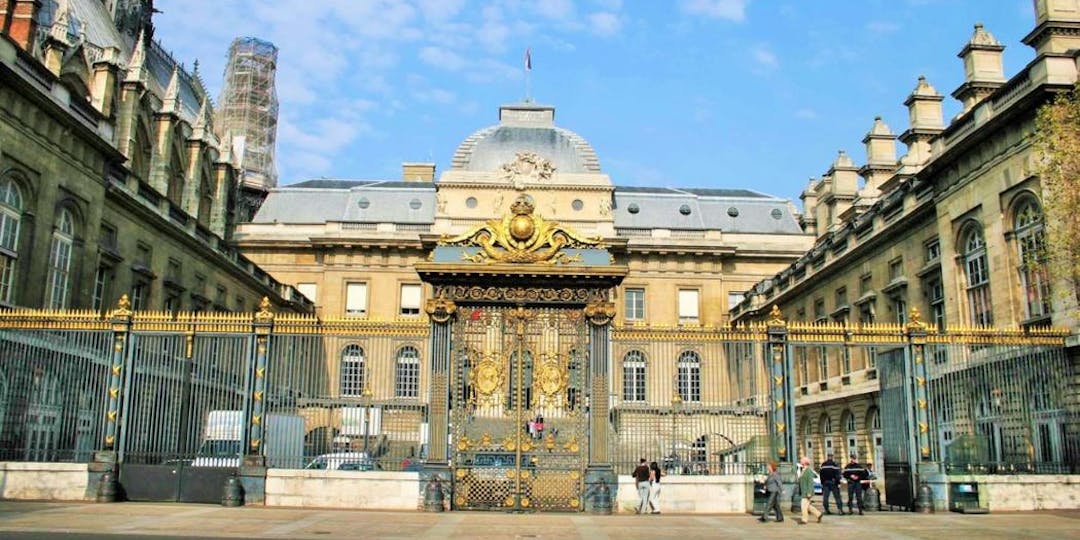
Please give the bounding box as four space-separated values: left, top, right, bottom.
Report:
111 294 133 320
440 194 602 265
584 300 615 327
469 351 505 407
255 297 274 324
424 296 457 324
767 305 786 327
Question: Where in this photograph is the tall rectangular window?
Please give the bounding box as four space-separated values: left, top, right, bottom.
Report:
728 291 745 311
624 288 645 320
297 283 318 304
622 351 646 401
131 281 147 310
345 282 368 316
400 283 422 317
677 289 699 322
92 265 112 311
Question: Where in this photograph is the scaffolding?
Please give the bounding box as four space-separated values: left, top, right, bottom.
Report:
216 37 279 191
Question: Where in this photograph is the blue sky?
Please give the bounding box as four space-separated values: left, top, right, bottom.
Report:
154 0 1037 203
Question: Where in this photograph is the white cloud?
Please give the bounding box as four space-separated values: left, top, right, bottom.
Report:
413 87 457 104
681 0 748 22
795 108 818 120
751 45 778 70
534 0 577 21
419 46 467 70
588 12 622 36
415 0 466 22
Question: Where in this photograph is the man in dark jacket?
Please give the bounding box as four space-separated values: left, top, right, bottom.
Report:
757 461 784 522
819 453 845 514
633 458 651 514
842 454 868 515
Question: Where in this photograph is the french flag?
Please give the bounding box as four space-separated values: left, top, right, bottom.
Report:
525 48 532 71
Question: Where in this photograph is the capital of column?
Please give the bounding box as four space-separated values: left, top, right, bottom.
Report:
584 300 616 327
424 297 458 324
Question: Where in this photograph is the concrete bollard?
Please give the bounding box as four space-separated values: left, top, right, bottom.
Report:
221 475 244 507
96 471 119 503
591 482 612 515
423 475 445 512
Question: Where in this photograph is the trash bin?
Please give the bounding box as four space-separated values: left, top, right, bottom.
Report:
751 481 769 515
949 482 988 514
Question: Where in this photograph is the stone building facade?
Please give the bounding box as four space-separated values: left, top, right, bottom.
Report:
731 2 1080 477
233 102 815 470
0 0 306 313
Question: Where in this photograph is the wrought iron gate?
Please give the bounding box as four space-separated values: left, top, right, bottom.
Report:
879 347 914 509
450 305 588 511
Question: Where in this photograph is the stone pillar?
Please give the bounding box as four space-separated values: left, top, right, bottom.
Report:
421 296 456 507
584 299 616 513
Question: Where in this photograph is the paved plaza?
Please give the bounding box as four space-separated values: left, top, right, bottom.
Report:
0 502 1076 540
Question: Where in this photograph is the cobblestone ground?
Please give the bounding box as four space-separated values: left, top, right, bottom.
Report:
0 502 1077 539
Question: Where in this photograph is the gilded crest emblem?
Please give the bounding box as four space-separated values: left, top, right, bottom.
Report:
532 351 569 408
469 351 505 406
440 194 602 265
500 152 556 189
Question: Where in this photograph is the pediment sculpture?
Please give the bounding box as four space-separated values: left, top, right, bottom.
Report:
500 152 556 190
440 194 602 265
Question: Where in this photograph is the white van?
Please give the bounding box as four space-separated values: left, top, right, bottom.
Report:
305 452 377 471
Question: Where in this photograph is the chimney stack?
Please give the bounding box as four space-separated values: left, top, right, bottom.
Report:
402 162 436 182
899 76 944 169
1024 0 1080 56
3 0 42 52
953 23 1006 113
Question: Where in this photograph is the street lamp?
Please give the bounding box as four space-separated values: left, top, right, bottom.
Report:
362 386 373 454
671 393 682 475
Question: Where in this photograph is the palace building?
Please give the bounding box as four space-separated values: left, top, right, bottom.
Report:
731 1 1080 486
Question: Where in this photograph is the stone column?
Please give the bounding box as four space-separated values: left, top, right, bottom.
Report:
765 306 798 510
584 299 615 513
421 296 456 506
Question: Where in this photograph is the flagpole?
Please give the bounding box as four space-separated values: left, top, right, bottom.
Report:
524 47 532 103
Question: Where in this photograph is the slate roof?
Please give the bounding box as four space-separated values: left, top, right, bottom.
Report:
451 126 601 173
253 181 436 224
253 181 801 234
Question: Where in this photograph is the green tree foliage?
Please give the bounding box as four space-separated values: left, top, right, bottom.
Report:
1034 84 1080 310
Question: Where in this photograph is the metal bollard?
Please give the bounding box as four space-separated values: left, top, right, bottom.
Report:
96 471 119 503
221 475 244 507
423 475 445 512
914 482 935 514
592 482 612 515
863 483 881 511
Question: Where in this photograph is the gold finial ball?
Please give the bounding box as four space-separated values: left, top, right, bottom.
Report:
509 214 535 240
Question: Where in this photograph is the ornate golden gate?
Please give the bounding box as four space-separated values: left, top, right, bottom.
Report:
450 304 589 511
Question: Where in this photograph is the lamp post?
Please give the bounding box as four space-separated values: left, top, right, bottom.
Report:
671 393 682 475
362 386 373 453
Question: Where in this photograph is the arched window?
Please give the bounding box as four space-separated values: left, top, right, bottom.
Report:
803 419 815 457
0 178 23 303
340 345 365 396
394 346 420 398
1014 199 1051 319
962 225 993 326
843 410 856 433
46 208 75 309
676 350 701 402
821 413 834 456
622 350 646 401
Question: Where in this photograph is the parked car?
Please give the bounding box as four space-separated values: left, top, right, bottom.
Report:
305 452 378 471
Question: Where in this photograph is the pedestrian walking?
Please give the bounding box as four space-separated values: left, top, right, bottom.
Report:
757 461 784 523
648 461 663 514
633 458 651 514
842 453 868 515
798 456 823 525
819 453 845 514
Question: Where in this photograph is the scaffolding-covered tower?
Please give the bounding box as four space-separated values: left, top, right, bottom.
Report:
217 37 279 221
